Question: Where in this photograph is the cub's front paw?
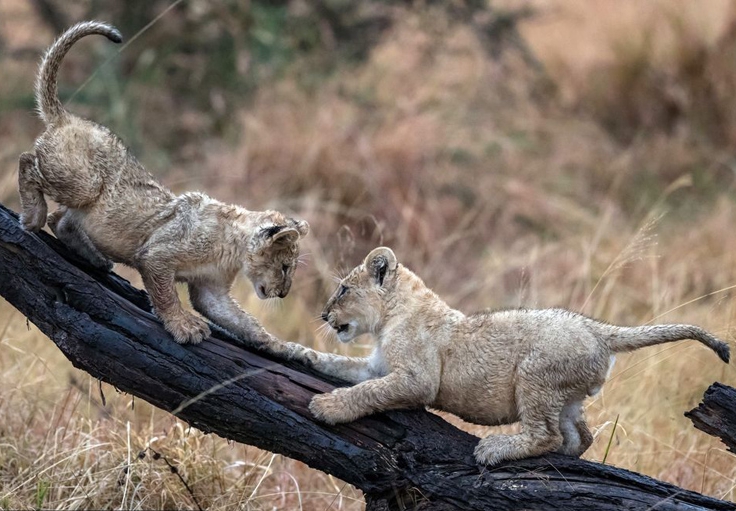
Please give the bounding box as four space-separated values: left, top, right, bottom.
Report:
165 314 211 345
287 344 319 365
21 205 47 232
309 390 356 425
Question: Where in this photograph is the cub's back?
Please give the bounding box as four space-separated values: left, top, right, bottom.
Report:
35 115 162 197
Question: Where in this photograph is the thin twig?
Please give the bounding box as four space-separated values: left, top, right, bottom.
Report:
148 447 204 511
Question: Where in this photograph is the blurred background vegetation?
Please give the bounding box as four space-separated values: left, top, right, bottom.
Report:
1 0 736 509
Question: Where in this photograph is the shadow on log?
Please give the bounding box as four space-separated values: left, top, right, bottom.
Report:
0 203 734 511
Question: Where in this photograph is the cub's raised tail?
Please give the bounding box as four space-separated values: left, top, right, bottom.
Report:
36 21 122 125
597 323 730 363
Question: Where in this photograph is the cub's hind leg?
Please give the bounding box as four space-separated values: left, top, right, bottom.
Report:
48 207 113 271
18 152 47 231
557 400 593 457
474 388 565 466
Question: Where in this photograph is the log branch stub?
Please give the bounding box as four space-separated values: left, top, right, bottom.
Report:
686 383 736 454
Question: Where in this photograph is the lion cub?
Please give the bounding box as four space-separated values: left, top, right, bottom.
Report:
18 21 309 345
277 247 730 466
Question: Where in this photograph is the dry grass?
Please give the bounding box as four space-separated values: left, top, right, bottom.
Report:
1 1 736 509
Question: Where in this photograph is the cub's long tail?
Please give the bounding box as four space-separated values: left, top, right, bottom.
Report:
598 323 730 363
36 21 122 125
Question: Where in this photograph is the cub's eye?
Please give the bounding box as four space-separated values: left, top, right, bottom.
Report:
338 285 349 298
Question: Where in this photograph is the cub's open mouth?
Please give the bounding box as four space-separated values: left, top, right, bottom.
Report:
336 324 349 333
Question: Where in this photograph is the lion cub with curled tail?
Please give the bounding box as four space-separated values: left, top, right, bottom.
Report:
18 21 309 345
277 247 730 466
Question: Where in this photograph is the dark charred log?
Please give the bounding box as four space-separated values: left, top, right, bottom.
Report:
0 203 733 511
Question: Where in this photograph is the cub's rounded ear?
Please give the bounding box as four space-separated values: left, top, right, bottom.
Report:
364 247 398 286
290 218 309 237
271 227 300 247
260 225 300 248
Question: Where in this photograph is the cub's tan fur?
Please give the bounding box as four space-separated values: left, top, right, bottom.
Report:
274 247 730 466
19 21 309 345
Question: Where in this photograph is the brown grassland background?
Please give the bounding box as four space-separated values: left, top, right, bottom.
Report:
1 0 736 508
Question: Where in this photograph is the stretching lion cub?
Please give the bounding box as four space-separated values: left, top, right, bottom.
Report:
18 21 308 345
277 247 730 466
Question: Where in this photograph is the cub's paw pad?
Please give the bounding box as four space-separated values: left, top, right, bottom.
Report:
309 392 352 425
167 315 211 345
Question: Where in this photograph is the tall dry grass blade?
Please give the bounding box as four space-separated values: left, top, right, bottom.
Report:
325 481 350 511
582 175 692 313
601 413 619 465
121 420 131 509
0 309 17 344
169 366 278 416
280 471 303 511
244 453 276 506
645 491 685 510
646 283 736 324
581 213 661 312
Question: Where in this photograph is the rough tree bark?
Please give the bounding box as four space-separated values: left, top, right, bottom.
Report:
0 203 734 511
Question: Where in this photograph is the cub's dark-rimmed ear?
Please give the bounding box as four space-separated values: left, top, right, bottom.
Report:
289 218 309 237
261 225 285 239
272 227 300 247
364 247 398 286
260 225 300 248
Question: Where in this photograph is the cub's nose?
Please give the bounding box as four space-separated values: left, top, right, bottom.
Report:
278 289 287 298
320 312 329 322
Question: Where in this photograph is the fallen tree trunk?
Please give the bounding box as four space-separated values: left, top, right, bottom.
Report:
0 203 733 511
686 383 736 454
